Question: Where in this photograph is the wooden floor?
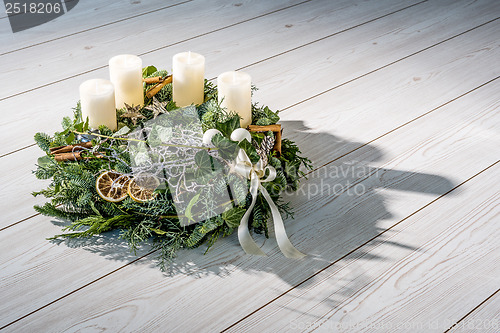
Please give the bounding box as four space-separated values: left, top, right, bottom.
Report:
0 0 499 331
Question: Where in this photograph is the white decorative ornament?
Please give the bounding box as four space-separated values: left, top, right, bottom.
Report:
202 129 222 145
230 128 251 143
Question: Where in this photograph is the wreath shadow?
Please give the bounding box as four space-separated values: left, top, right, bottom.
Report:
56 119 455 309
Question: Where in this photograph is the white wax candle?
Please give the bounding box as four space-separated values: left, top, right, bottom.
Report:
109 54 144 109
217 71 252 127
79 79 117 130
172 51 205 107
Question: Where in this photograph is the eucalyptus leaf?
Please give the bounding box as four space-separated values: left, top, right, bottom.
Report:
184 193 200 223
37 155 53 168
142 65 158 77
65 132 75 144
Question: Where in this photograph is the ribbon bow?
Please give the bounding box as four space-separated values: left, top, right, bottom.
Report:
231 130 306 259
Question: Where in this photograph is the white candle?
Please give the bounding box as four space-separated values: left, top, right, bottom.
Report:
109 54 144 109
172 51 205 107
217 71 252 127
79 79 117 130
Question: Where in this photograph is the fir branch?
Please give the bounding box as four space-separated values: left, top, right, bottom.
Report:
51 214 135 239
34 132 52 153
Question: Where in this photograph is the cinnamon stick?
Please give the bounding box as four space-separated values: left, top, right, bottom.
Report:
146 75 173 98
247 124 281 132
143 76 166 84
50 142 93 155
54 151 83 161
54 151 105 162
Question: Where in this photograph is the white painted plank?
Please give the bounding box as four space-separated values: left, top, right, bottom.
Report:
0 0 190 54
0 0 496 155
1 0 499 329
1 4 498 228
229 163 500 333
3 62 499 332
268 20 500 160
0 215 154 326
0 0 421 115
448 292 500 333
0 0 367 99
250 1 500 112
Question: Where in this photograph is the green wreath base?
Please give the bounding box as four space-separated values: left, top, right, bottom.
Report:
33 66 311 270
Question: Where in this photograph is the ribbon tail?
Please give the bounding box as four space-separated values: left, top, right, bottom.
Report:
237 172 267 256
259 185 306 259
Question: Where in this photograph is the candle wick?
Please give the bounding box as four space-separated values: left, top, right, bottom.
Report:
187 51 192 64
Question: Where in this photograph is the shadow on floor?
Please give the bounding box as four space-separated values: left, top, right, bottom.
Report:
53 119 455 311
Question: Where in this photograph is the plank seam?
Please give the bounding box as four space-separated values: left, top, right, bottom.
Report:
0 249 158 331
0 0 194 57
1 10 496 159
0 212 40 232
0 0 314 102
0 143 36 159
277 16 500 113
443 288 500 333
221 160 500 332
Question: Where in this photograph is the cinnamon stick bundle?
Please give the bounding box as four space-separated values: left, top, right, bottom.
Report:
145 75 173 99
53 151 105 162
49 142 105 161
49 142 93 155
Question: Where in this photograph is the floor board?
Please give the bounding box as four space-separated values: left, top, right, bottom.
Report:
448 291 500 333
0 0 314 99
0 0 421 154
0 0 499 331
229 162 499 332
1 0 498 226
4 57 499 333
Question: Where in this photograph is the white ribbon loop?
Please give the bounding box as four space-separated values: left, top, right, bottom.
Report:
259 184 306 259
237 170 267 256
235 148 306 259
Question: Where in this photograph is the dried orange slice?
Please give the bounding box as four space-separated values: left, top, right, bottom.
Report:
128 174 160 202
96 171 130 202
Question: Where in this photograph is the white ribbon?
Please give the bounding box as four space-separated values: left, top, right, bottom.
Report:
234 149 306 259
